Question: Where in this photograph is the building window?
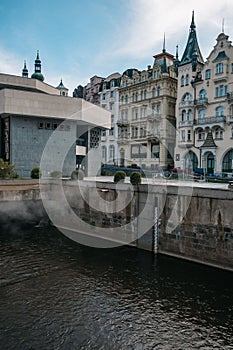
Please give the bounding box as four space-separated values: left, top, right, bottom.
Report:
125 95 128 103
187 109 192 120
181 130 185 142
216 106 224 117
152 87 156 98
187 130 191 141
157 86 160 96
214 128 223 140
109 145 114 159
135 92 138 101
153 71 157 80
222 149 233 172
205 69 211 79
102 146 107 162
38 122 44 129
198 109 206 120
199 89 206 99
181 75 184 86
140 91 143 100
181 110 186 122
197 130 205 140
53 123 58 129
185 74 189 85
102 94 106 100
143 90 147 99
46 122 51 129
215 85 227 97
216 62 224 74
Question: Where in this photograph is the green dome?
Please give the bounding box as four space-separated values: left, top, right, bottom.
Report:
31 72 44 82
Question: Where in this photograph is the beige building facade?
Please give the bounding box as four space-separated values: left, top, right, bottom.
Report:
117 48 177 170
175 13 233 175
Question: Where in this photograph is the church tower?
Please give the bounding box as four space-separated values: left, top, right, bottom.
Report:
31 50 44 82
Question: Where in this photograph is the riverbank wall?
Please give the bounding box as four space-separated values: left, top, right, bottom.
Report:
0 179 232 271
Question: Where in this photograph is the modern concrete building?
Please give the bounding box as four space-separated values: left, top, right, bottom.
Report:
99 73 121 165
117 44 177 170
0 59 110 178
175 12 233 175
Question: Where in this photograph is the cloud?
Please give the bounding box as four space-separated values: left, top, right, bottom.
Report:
0 48 23 76
106 0 233 61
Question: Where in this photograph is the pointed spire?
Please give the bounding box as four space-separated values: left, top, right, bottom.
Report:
180 11 204 67
176 45 179 60
162 33 166 53
222 18 225 33
190 10 196 31
22 60 28 78
174 45 180 76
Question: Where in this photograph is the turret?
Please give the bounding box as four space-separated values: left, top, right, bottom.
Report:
22 60 28 78
31 50 44 82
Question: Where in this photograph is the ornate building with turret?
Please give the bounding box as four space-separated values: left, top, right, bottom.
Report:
175 12 233 175
117 41 177 170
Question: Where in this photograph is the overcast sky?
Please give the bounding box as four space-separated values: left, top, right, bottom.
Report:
0 0 233 95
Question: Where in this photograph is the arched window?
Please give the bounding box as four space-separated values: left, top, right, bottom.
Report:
214 127 223 140
198 109 206 120
140 91 143 100
222 149 233 172
157 86 160 96
187 109 192 120
125 95 128 103
216 106 224 117
152 87 156 98
184 151 198 171
143 90 147 99
185 74 189 85
199 89 206 100
181 110 186 122
181 75 184 86
182 92 192 101
135 92 138 101
132 93 135 102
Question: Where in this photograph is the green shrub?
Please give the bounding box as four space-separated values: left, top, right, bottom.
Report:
130 172 141 185
50 171 62 178
0 158 16 179
71 169 85 180
31 167 41 179
114 170 126 183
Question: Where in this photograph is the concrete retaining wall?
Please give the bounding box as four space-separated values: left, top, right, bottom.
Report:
0 179 232 271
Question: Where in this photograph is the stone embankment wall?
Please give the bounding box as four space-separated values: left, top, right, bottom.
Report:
0 179 232 271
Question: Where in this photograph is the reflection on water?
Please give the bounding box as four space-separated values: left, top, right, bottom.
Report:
0 226 233 350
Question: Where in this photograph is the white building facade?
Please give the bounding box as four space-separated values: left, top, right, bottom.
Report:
175 13 233 175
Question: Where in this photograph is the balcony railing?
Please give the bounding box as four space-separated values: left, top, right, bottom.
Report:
227 115 233 123
195 115 226 125
194 97 208 106
179 120 194 127
117 119 129 126
147 113 161 121
179 100 194 107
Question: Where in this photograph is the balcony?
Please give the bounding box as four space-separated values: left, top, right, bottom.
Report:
117 119 129 126
179 120 194 127
194 97 208 107
179 100 194 108
227 92 233 101
118 135 129 144
147 113 161 122
193 115 226 130
178 140 193 149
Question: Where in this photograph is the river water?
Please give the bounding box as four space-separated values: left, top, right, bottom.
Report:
0 226 232 350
